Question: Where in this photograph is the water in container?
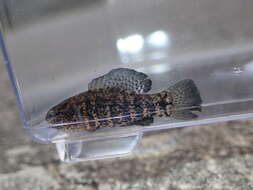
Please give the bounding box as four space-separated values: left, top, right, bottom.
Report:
1 0 253 162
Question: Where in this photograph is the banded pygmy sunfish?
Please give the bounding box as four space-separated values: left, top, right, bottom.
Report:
46 68 202 132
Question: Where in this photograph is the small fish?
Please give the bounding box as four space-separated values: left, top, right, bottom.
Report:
46 68 202 132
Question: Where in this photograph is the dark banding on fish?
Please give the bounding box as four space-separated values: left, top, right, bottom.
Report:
88 68 152 93
46 68 202 132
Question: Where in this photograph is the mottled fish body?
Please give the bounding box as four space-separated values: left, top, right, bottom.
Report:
46 68 202 132
46 87 154 131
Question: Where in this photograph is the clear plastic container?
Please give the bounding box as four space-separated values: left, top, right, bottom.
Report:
1 0 253 162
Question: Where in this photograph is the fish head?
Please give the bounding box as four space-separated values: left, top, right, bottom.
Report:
46 100 77 124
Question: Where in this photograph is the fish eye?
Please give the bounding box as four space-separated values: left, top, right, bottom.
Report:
47 111 55 118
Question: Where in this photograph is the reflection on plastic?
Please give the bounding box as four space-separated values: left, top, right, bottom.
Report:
56 132 142 162
244 61 253 72
116 31 169 64
149 63 171 74
148 52 167 60
233 67 243 75
116 34 144 54
147 31 169 48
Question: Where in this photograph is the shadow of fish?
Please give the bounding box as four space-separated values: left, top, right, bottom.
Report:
46 68 202 132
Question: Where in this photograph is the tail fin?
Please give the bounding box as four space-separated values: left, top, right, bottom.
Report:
167 79 202 120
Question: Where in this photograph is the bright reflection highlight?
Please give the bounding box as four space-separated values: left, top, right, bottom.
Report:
245 61 253 72
117 34 144 54
147 31 169 48
148 52 167 60
149 63 170 74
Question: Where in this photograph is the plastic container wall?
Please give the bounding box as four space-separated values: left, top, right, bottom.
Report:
1 0 253 162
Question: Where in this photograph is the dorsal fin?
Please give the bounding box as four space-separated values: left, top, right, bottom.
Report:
88 68 152 93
